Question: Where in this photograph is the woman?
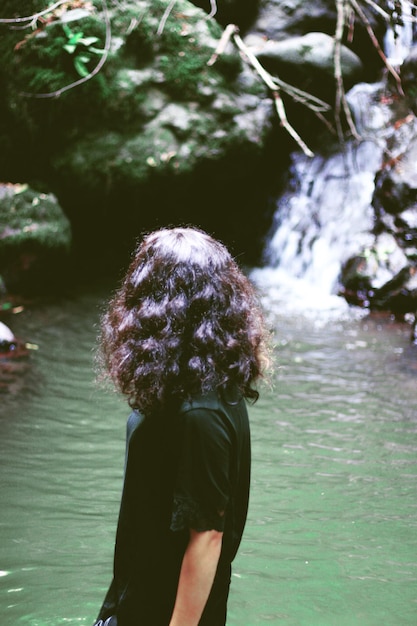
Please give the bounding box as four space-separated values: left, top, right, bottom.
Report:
94 226 269 626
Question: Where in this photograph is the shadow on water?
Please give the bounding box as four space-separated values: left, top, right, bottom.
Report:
0 281 416 626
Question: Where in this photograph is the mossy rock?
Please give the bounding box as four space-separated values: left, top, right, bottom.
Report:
0 1 272 262
0 184 72 294
0 0 241 134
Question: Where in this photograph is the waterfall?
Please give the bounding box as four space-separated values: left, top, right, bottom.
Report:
384 0 415 67
252 5 416 320
251 83 391 318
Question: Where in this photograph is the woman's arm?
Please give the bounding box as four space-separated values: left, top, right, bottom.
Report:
169 528 223 626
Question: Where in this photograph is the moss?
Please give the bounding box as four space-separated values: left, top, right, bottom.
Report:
54 131 123 190
0 187 71 257
0 0 263 194
10 18 106 91
158 54 209 101
0 3 111 140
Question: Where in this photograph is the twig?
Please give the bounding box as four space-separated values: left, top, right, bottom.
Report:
232 29 280 90
207 23 237 66
334 0 361 142
232 28 315 157
208 24 339 156
271 90 315 158
0 0 69 24
361 0 391 20
348 0 404 94
272 76 331 113
206 0 218 20
157 0 176 37
20 0 111 98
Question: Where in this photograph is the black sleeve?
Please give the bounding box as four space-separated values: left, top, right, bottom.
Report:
170 407 231 533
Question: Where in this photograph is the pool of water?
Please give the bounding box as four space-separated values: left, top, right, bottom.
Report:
1 284 416 626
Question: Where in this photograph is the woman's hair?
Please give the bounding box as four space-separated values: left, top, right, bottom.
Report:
99 226 270 415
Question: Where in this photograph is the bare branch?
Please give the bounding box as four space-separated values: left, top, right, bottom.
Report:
157 0 177 37
271 76 331 113
271 90 315 158
0 0 69 25
232 29 315 157
232 30 281 91
334 0 361 142
207 23 237 66
208 24 337 156
206 0 218 20
348 0 404 94
361 0 391 21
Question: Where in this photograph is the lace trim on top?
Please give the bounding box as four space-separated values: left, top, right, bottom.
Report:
170 496 225 533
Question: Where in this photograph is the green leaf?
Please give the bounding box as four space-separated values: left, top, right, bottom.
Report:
68 32 84 45
79 36 99 47
73 56 90 77
89 47 105 56
63 44 77 54
62 23 73 39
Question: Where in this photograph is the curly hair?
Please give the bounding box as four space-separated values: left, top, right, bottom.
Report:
99 227 269 415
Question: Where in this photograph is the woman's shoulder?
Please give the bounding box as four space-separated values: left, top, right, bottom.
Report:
126 410 145 440
180 390 221 414
182 386 244 410
179 388 247 427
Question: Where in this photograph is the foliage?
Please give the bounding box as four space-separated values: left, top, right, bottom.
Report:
61 22 105 77
0 5 111 145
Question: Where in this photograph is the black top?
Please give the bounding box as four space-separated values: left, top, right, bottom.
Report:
96 389 251 626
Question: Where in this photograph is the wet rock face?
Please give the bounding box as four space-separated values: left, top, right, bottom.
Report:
339 121 417 319
247 0 386 80
373 126 417 253
190 0 261 31
251 31 364 101
401 45 417 115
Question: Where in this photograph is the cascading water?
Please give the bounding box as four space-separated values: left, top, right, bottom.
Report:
384 0 415 66
251 84 392 318
252 6 416 319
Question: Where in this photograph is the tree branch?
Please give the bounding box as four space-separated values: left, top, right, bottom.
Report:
334 0 361 142
157 0 177 37
0 0 69 25
348 0 404 94
208 24 337 156
206 0 218 20
229 27 316 157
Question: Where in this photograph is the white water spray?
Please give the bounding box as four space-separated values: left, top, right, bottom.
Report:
384 0 415 66
251 83 391 319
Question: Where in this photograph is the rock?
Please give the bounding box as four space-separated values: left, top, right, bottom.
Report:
339 254 373 308
0 184 72 294
370 265 417 313
0 320 19 355
339 116 417 317
190 0 260 31
252 32 363 97
246 0 385 80
0 321 14 343
401 45 417 115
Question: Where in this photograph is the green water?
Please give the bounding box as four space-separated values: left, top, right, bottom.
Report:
1 286 416 626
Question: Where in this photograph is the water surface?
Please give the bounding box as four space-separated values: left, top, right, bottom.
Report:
1 286 416 626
